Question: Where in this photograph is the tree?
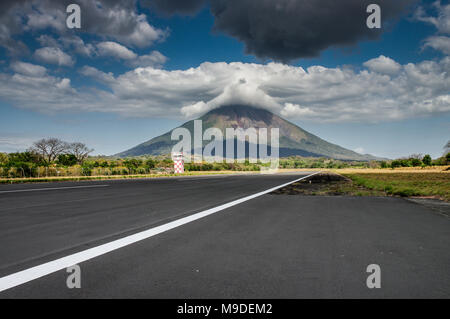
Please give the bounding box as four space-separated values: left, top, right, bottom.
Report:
0 153 9 166
410 158 422 167
124 159 141 173
391 160 401 168
145 159 156 169
57 154 78 166
30 138 69 164
68 142 94 164
422 154 432 166
409 153 423 160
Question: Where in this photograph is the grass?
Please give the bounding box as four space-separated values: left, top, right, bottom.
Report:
333 168 450 201
272 168 449 202
0 171 251 184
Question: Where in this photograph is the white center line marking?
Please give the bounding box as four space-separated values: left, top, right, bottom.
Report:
0 172 321 293
0 185 109 194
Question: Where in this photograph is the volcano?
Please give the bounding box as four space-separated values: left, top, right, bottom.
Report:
116 105 379 161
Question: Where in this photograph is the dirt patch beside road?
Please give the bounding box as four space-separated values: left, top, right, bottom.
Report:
271 172 378 196
272 172 450 216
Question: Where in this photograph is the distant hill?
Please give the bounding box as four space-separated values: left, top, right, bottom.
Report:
116 105 381 161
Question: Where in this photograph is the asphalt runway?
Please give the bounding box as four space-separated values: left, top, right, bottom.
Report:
0 173 449 298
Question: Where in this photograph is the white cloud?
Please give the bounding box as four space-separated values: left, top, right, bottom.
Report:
0 71 78 113
1 57 450 122
25 3 66 32
281 103 316 118
117 14 168 48
33 47 74 66
79 66 115 84
0 1 168 55
0 136 35 153
61 36 96 57
180 101 210 118
363 55 402 75
424 35 450 55
36 34 60 47
96 42 168 68
414 1 450 35
128 51 168 68
97 41 137 60
11 61 47 77
354 147 365 154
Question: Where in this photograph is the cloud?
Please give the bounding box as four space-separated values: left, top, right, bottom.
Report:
95 41 167 67
280 103 315 118
354 147 365 154
1 56 449 123
37 34 60 48
61 36 96 57
424 35 450 55
38 35 96 57
0 136 36 153
79 66 115 84
148 0 420 62
97 41 137 60
363 55 402 75
415 1 450 56
0 71 78 114
414 1 450 35
205 0 416 62
10 61 47 77
128 51 168 68
0 0 168 55
33 47 74 66
25 1 66 32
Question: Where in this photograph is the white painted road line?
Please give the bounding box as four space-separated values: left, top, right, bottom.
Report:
0 172 321 293
0 185 109 194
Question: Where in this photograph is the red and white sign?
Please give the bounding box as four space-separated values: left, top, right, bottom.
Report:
172 152 184 174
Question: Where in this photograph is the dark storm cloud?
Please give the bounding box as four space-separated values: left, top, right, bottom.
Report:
143 0 207 15
149 0 418 62
209 0 418 62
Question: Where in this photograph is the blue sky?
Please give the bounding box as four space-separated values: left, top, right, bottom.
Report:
0 0 449 158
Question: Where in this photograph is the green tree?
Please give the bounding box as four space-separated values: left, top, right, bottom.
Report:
57 154 78 166
391 160 401 168
145 159 156 169
124 159 142 173
67 142 94 164
0 153 8 166
422 154 432 166
410 158 422 167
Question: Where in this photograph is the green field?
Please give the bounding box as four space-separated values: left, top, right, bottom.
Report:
337 170 450 201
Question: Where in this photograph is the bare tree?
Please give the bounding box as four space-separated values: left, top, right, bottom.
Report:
30 138 69 163
68 142 94 164
409 153 423 160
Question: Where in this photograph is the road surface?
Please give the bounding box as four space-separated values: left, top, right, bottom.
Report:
0 173 449 298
